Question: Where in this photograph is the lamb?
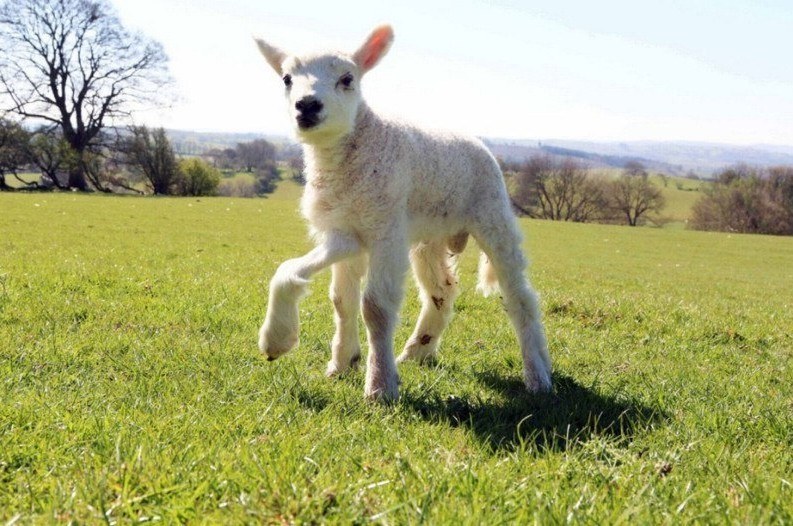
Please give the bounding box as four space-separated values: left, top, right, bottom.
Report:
254 25 552 401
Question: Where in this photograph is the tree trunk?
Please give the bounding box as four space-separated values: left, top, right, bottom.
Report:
68 165 89 190
65 141 90 191
0 173 9 191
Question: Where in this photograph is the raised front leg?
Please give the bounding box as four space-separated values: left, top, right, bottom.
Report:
326 255 367 377
259 231 362 361
362 235 410 402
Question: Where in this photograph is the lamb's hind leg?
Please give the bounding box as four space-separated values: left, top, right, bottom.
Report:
473 214 552 392
326 255 367 377
398 237 463 364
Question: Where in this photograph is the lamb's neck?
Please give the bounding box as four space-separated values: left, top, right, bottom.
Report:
303 103 380 177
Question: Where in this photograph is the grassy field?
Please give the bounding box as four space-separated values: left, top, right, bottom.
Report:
651 175 710 227
1 184 791 523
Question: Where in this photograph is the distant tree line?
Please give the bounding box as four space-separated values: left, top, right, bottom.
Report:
690 164 793 235
503 156 666 227
204 140 280 195
0 117 298 196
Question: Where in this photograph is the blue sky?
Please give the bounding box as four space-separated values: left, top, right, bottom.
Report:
113 0 793 144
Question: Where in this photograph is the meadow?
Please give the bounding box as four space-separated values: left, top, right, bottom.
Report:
1 182 791 523
651 175 708 227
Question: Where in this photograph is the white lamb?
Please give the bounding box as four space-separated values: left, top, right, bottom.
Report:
255 25 552 401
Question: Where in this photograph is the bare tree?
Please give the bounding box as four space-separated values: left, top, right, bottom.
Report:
513 155 607 222
609 172 665 226
0 0 169 190
511 154 548 215
235 139 277 172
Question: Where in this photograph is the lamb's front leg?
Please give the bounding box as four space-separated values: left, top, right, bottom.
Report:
326 255 367 376
259 231 361 361
362 237 409 402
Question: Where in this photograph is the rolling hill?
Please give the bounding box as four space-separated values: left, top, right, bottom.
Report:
164 129 793 177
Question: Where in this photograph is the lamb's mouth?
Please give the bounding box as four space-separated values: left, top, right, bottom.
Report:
297 115 324 130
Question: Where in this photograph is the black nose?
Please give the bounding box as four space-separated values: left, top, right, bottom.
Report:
295 96 323 115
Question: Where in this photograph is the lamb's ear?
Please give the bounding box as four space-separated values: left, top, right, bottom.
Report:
352 25 394 74
254 37 287 76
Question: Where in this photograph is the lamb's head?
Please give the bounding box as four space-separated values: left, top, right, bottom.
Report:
255 25 393 145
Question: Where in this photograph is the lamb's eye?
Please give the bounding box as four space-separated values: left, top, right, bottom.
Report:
338 73 354 90
283 74 292 88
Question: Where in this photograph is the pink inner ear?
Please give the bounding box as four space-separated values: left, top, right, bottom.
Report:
362 30 391 70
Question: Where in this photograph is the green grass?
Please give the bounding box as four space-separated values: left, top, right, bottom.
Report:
652 175 710 227
1 187 791 523
3 173 42 189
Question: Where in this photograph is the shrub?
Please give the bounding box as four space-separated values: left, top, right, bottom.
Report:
0 118 32 189
254 162 280 194
123 126 178 195
176 158 220 196
690 165 793 235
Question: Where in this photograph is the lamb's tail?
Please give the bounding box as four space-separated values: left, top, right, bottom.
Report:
476 252 499 297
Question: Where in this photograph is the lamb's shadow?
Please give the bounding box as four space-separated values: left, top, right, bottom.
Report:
402 371 667 452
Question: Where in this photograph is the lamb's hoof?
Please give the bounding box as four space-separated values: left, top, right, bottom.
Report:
524 367 553 393
397 337 438 366
364 373 400 403
396 350 437 366
325 354 361 377
258 323 299 361
260 340 297 361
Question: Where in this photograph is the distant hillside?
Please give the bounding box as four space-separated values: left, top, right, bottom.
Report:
484 140 680 175
162 129 793 176
164 130 289 155
489 138 793 176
